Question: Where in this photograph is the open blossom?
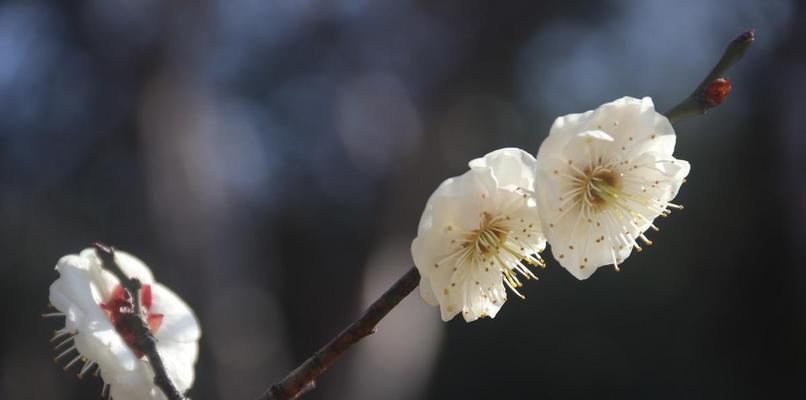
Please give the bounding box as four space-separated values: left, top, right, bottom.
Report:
47 248 201 400
535 97 690 279
411 148 546 322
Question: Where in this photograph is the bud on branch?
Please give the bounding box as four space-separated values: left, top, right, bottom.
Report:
703 78 732 109
665 29 755 123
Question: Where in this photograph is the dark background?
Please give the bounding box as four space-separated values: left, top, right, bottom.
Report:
1 0 804 399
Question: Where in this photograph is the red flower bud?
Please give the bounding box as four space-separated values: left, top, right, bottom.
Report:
703 78 732 109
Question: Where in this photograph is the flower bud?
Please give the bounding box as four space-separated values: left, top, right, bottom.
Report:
703 78 732 109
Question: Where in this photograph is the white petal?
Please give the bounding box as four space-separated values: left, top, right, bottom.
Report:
439 299 461 322
468 147 538 191
620 115 676 160
544 207 606 280
628 152 690 214
547 109 596 138
415 200 435 236
537 109 595 162
105 366 163 400
112 250 156 284
427 254 464 321
418 168 498 233
460 267 507 322
427 241 510 322
151 283 201 343
412 237 440 306
655 158 690 199
576 129 614 142
507 200 548 253
50 254 104 315
648 113 677 156
591 97 656 141
156 340 198 391
84 326 139 372
418 273 439 306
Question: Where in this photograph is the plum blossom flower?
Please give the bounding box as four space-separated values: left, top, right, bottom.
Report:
535 96 690 280
411 148 546 322
46 248 200 400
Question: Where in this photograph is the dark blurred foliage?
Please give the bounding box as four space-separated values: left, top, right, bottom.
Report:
1 0 804 399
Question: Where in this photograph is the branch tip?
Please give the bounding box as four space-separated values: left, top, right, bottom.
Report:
732 28 756 45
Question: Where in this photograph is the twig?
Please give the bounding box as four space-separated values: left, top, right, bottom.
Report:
258 29 757 400
664 28 755 123
93 243 186 400
257 267 421 400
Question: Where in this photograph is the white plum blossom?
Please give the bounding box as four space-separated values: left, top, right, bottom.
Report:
47 248 201 400
411 148 547 322
535 96 690 280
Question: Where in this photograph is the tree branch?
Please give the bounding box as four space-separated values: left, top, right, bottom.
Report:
664 28 755 124
257 267 421 400
93 243 186 400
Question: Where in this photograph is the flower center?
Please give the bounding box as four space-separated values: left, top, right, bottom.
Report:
463 212 509 257
437 211 544 299
581 166 622 211
100 284 164 358
552 156 686 270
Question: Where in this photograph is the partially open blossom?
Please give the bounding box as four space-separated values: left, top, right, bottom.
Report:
47 248 200 400
535 97 690 280
412 148 546 322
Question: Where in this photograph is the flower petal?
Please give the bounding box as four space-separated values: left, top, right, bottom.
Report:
460 266 507 322
469 147 538 191
111 249 156 284
412 237 439 306
156 340 198 391
105 366 162 400
50 254 104 315
151 283 201 343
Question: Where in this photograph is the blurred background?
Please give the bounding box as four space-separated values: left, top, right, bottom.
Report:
1 0 804 399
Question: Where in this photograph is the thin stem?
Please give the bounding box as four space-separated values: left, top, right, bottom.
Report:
257 267 421 400
93 243 186 400
665 29 755 124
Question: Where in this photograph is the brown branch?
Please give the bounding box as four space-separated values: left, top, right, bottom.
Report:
664 28 755 124
93 243 186 400
257 267 421 400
